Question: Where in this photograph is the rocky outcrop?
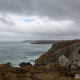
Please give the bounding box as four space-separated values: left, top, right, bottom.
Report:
35 40 80 67
19 62 32 67
58 55 69 66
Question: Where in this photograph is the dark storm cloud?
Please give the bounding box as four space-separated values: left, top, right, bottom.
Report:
0 0 34 15
34 0 80 21
0 0 80 21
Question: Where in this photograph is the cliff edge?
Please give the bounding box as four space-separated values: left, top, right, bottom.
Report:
35 40 80 67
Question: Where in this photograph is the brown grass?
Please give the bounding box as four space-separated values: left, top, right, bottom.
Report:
0 63 79 80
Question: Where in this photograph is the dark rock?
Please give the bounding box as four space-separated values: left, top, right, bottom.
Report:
19 62 32 67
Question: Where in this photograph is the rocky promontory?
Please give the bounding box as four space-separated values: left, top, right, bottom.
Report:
31 40 60 44
1 40 80 80
35 40 80 67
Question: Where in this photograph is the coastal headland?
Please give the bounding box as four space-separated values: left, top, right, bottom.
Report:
0 40 80 80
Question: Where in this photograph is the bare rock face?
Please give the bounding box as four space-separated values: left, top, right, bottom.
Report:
58 55 69 66
35 40 80 67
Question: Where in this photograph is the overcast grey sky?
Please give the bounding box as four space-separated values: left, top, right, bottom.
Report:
0 0 80 41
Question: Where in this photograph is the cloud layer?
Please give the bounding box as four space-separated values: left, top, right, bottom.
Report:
0 0 80 41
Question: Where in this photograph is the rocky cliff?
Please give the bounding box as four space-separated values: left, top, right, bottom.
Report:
35 40 80 67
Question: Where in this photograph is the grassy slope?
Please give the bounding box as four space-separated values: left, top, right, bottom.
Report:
0 63 79 80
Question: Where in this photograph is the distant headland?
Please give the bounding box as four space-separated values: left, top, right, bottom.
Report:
22 40 63 44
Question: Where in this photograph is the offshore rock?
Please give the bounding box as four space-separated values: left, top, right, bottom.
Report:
35 40 80 67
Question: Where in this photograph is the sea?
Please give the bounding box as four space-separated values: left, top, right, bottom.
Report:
0 41 52 67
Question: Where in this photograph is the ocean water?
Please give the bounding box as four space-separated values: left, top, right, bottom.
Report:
0 41 52 66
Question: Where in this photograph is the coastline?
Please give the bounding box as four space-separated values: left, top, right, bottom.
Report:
0 40 80 80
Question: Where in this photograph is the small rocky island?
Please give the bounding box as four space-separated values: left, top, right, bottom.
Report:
1 40 80 80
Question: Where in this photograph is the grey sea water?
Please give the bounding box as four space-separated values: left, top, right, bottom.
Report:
0 41 52 66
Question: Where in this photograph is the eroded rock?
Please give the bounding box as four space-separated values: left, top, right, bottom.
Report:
58 55 69 66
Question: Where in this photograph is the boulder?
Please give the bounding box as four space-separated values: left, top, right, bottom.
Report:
75 74 80 79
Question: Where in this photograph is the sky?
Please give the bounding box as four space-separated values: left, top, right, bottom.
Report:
0 0 80 41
